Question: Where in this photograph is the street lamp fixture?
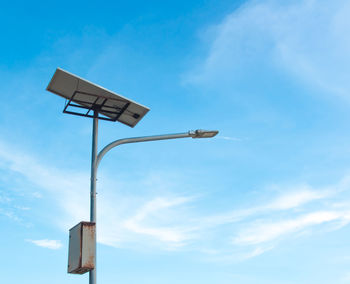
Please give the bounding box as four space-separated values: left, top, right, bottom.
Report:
189 129 219 138
46 68 218 284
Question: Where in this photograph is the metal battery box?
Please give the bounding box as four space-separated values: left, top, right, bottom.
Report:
68 221 95 274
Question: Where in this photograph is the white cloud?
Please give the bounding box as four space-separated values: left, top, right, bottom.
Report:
340 271 350 283
0 140 197 250
123 197 195 244
242 245 274 259
0 209 21 222
0 140 90 228
2 138 350 259
264 186 330 210
217 136 242 141
27 239 63 250
200 186 331 227
233 211 348 245
32 192 43 199
186 0 350 98
0 195 12 203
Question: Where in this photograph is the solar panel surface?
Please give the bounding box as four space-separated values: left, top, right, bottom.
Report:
46 68 150 127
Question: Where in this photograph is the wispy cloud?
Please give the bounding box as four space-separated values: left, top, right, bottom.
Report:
0 194 12 204
0 139 197 250
31 192 42 199
2 138 350 260
185 0 350 99
242 245 274 260
233 211 348 245
200 186 332 227
0 208 22 222
0 140 90 227
217 136 242 141
263 186 331 211
0 184 32 225
123 197 196 245
27 239 63 250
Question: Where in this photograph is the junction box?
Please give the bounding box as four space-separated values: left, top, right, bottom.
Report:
68 221 95 274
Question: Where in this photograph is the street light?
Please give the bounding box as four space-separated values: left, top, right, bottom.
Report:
46 68 218 284
189 129 219 138
96 130 219 167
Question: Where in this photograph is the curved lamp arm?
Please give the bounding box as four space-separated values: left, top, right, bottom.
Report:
96 129 218 169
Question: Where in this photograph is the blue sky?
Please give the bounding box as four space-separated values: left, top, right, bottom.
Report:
2 0 350 283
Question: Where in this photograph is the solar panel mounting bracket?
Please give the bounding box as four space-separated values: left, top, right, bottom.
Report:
62 90 131 122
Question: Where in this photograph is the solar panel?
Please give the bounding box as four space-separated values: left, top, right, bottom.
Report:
46 68 150 127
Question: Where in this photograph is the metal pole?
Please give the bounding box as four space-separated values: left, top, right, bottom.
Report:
89 110 98 284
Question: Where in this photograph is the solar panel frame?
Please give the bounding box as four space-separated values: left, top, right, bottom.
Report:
46 68 150 127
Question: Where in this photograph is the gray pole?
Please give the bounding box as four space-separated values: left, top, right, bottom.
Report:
89 110 98 284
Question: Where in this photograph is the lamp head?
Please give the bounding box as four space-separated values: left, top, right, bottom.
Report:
189 129 219 138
